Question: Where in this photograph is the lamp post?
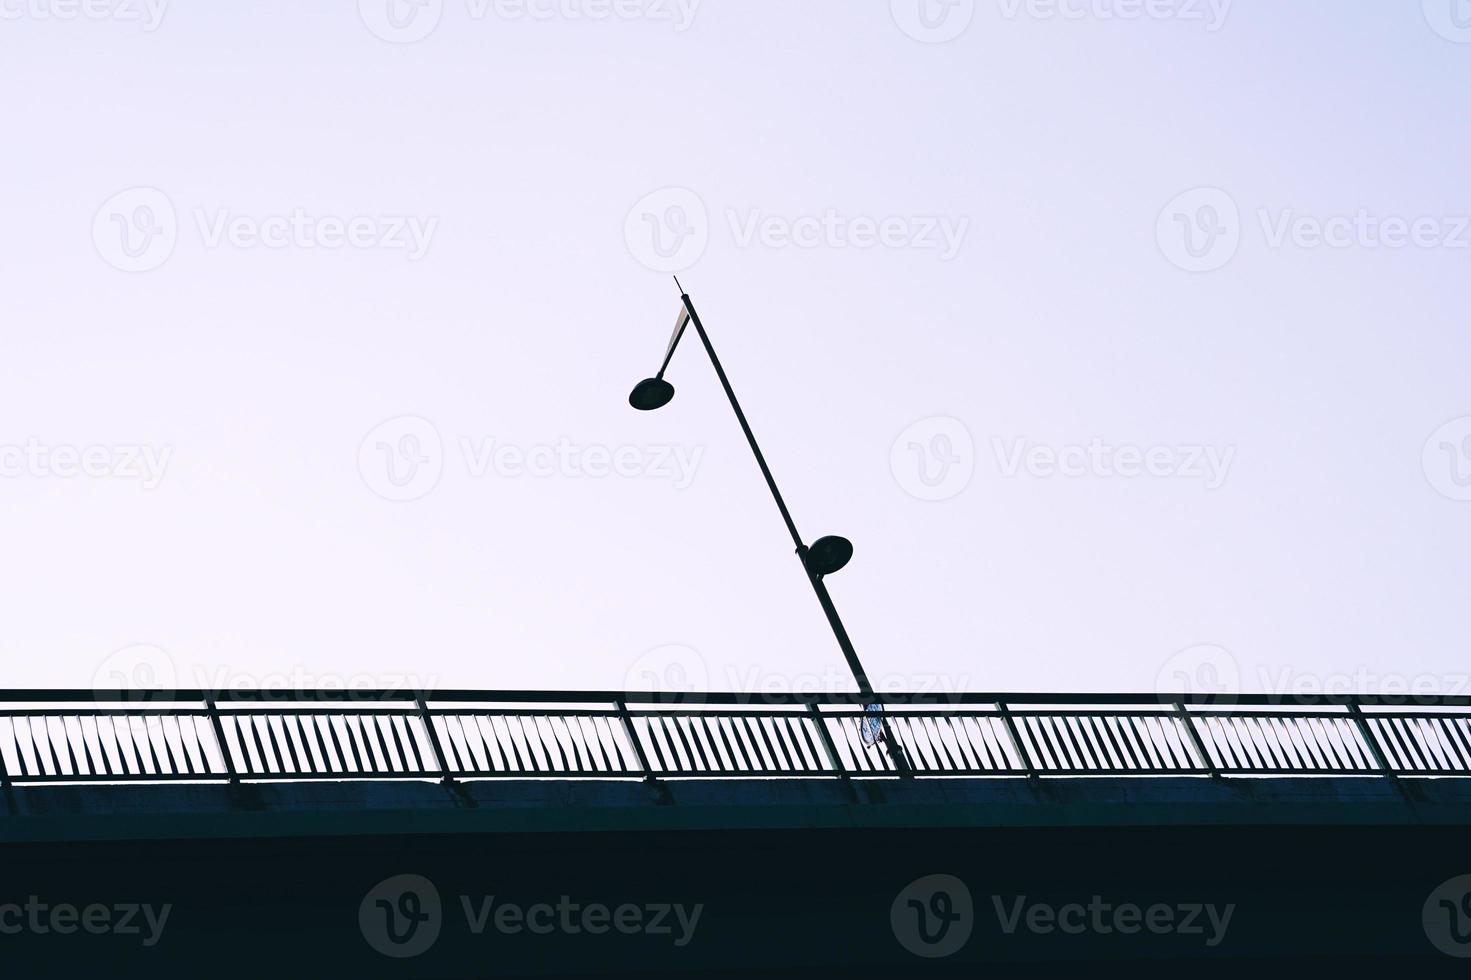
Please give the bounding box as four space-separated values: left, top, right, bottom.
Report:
629 280 909 771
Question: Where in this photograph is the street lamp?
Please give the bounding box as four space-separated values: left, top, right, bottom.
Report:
629 279 905 765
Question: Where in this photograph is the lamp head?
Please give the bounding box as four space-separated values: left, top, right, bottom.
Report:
805 535 854 576
629 377 675 411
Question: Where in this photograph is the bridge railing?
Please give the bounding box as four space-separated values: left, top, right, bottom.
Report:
1 691 1469 785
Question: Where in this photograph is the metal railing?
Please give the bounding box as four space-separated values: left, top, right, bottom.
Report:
2 691 1471 786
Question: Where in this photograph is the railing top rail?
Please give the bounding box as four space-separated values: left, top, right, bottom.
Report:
0 689 1470 708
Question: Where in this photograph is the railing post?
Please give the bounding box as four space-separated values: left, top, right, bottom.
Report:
204 697 239 784
1348 698 1399 781
806 703 848 780
1174 702 1220 778
415 697 456 785
0 728 12 815
997 701 1038 779
615 699 658 784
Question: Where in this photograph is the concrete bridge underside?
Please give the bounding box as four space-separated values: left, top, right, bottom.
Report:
3 776 1469 975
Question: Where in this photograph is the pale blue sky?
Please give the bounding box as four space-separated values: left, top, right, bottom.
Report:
0 1 1467 697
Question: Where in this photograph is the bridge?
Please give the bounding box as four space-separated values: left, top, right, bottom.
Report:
5 690 1471 975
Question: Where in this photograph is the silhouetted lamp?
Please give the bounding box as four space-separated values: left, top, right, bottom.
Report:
628 377 674 411
805 534 854 577
627 279 901 749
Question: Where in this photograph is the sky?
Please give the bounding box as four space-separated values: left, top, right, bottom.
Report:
0 0 1467 699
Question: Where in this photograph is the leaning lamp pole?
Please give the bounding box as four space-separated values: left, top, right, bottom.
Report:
629 278 909 770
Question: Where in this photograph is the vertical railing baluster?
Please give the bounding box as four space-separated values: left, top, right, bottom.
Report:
0 716 13 814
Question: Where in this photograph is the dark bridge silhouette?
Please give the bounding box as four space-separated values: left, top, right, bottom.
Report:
5 689 1471 975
